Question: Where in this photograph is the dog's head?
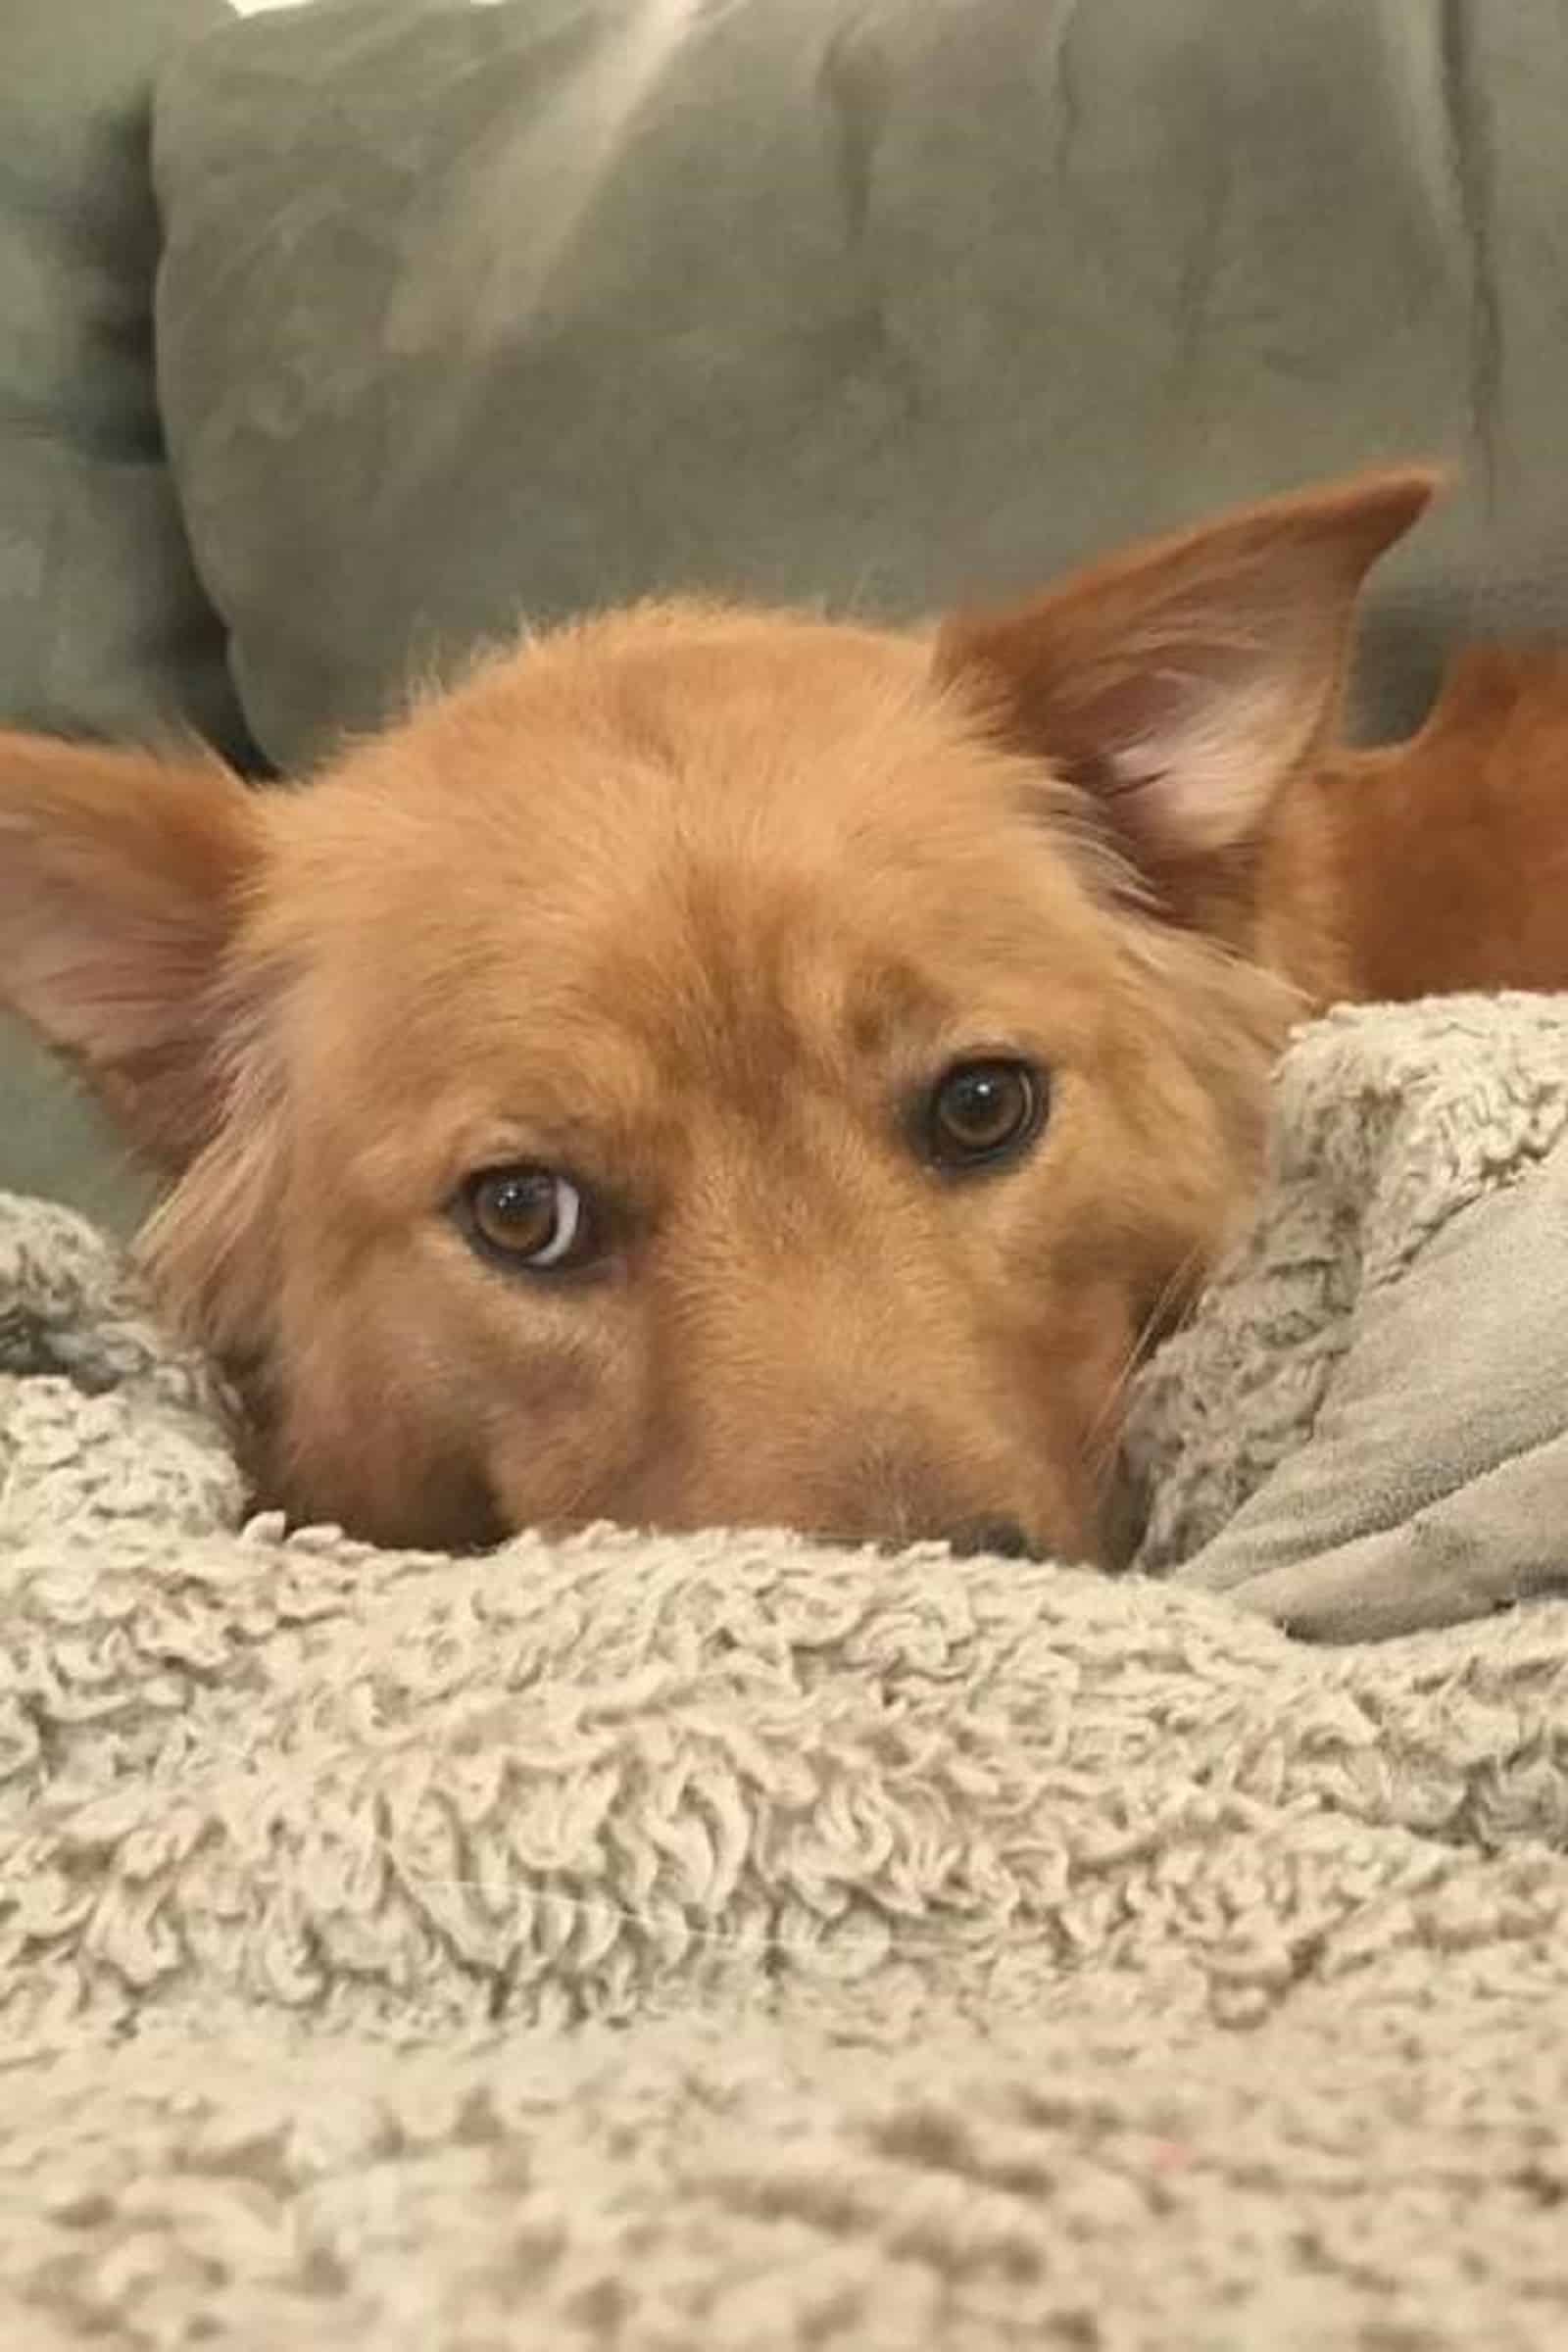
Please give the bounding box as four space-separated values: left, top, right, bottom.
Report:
0 470 1432 1558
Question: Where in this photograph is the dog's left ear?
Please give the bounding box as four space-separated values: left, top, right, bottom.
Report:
934 467 1440 910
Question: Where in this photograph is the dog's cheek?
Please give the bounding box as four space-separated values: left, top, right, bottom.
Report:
363 1258 654 1544
258 1262 506 1548
975 1134 1169 1559
1074 1003 1269 1321
480 1314 659 1538
1010 1267 1143 1544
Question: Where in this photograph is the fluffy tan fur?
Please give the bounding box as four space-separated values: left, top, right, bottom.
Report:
8 467 1552 1563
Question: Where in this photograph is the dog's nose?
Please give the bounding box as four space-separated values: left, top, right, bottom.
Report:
947 1516 1034 1560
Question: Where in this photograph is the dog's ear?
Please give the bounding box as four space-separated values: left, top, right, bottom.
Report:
0 734 268 1167
934 467 1440 913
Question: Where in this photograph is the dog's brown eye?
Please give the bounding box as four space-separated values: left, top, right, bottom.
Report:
463 1165 587 1270
925 1058 1044 1169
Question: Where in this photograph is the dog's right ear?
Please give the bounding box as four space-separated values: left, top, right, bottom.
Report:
0 733 268 1168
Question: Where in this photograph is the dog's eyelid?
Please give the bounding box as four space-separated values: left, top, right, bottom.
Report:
448 1127 574 1175
441 1126 610 1199
916 1033 1054 1080
903 1050 1053 1177
886 1037 1050 1116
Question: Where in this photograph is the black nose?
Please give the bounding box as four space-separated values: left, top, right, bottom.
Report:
947 1517 1034 1561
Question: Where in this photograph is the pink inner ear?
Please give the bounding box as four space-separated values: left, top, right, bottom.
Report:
0 810 238 1035
3 885 217 1062
0 866 241 1166
1073 632 1339 858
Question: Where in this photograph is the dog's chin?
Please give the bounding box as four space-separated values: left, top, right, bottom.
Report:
305 1468 1085 1567
247 1380 1121 1564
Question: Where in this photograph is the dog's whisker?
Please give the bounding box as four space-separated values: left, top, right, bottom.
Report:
1078 1240 1207 1494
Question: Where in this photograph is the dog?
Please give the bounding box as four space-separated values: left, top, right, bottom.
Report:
3 466 1563 1564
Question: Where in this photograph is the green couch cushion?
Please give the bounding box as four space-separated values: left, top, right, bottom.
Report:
1 0 246 752
0 0 241 1227
153 0 1568 775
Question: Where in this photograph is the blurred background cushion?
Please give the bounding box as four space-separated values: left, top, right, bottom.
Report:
0 0 245 1227
153 0 1568 776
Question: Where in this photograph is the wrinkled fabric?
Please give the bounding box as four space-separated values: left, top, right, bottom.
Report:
154 0 1568 771
1131 992 1568 1638
2 994 1567 2345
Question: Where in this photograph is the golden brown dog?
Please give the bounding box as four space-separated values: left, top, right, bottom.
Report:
3 467 1563 1563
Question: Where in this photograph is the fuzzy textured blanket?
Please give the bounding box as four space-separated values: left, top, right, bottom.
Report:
2 995 1567 2349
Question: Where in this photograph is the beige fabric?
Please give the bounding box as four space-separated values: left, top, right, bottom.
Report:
2 994 1568 2345
1132 993 1568 1636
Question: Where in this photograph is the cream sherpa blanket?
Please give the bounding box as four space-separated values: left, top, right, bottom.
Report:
2 995 1567 2349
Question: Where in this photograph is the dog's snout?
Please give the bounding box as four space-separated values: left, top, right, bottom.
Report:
946 1516 1035 1561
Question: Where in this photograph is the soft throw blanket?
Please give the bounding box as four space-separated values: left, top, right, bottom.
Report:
2 995 1567 2349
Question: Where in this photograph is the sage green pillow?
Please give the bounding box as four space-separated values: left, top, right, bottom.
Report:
153 0 1568 776
0 0 243 1226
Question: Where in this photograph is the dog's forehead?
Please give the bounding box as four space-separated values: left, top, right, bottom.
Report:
294 811 1024 1087
354 604 1017 833
269 606 1118 1106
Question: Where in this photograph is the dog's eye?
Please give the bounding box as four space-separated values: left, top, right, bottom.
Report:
925 1058 1045 1170
461 1165 588 1269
